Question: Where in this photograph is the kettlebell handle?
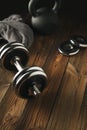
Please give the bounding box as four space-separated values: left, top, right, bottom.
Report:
28 0 62 17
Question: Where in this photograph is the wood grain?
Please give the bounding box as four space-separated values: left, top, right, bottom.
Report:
0 16 87 130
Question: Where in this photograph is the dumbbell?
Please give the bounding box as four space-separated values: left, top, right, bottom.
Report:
58 35 87 56
0 37 47 98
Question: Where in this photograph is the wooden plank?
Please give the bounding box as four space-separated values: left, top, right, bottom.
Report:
0 69 13 103
77 86 87 130
46 23 87 130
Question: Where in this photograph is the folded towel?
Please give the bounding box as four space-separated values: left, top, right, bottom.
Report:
0 14 34 49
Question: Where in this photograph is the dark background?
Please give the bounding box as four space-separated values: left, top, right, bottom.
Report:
60 0 87 19
0 0 87 20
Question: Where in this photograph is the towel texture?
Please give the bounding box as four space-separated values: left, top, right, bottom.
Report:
0 14 34 49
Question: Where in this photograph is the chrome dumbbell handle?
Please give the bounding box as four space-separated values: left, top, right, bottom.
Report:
13 56 41 96
13 56 24 72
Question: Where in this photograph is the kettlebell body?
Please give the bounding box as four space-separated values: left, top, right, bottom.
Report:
28 0 61 34
31 7 59 34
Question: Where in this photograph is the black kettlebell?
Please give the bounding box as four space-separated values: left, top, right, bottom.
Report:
28 0 61 34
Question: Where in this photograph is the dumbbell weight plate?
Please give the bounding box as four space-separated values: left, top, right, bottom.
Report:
69 35 87 47
28 71 47 94
1 47 28 71
58 41 80 56
13 66 44 88
14 70 35 98
13 69 47 98
27 66 44 72
0 42 26 57
15 69 46 90
0 42 26 55
0 42 29 71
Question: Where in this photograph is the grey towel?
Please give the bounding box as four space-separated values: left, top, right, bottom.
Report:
0 14 34 49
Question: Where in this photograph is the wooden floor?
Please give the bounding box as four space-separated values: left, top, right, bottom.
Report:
0 16 87 130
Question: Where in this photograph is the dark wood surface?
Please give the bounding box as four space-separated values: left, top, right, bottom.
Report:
0 16 87 130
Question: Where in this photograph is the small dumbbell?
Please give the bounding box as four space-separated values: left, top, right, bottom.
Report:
58 35 87 56
0 38 47 98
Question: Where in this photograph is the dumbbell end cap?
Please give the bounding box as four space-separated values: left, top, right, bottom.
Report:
33 85 41 96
